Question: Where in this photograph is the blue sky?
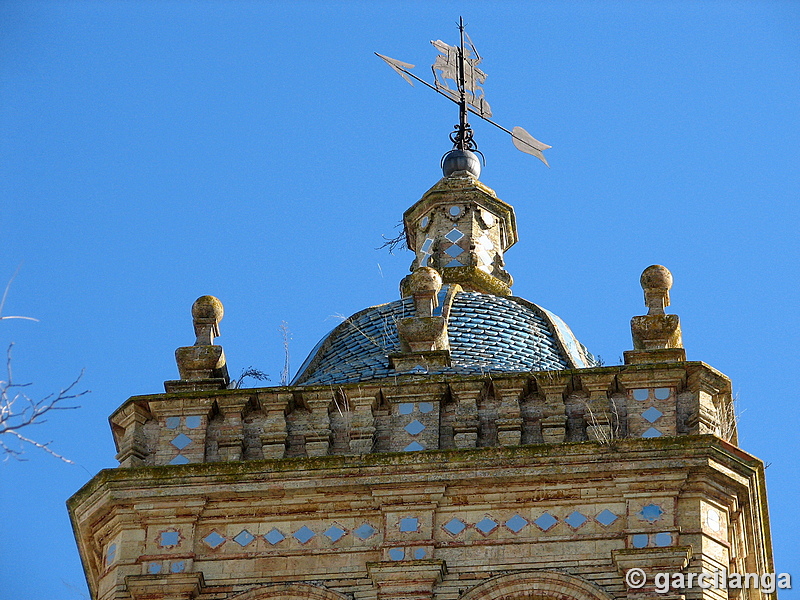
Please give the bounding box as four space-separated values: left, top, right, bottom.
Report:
1 2 798 598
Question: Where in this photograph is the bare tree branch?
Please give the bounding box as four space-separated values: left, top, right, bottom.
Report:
0 344 88 462
234 366 270 389
0 271 88 461
376 221 408 254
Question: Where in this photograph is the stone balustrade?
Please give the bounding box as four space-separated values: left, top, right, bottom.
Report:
111 362 734 468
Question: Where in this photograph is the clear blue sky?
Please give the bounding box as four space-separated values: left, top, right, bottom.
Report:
1 2 798 599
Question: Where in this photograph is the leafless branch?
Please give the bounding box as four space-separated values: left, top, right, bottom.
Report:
376 221 408 254
235 366 270 389
1 344 88 462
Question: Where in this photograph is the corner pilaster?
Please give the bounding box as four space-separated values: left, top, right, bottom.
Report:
111 400 152 467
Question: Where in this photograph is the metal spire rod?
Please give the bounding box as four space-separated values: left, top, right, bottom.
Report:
376 19 551 167
456 17 469 151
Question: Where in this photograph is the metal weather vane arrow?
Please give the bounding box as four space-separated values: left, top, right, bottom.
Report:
376 17 551 167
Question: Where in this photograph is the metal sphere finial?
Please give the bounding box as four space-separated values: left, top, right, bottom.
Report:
441 149 481 178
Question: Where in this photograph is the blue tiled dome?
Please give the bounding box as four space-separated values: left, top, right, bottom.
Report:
292 289 597 386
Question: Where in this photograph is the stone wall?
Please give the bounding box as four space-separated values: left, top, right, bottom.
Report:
68 436 771 600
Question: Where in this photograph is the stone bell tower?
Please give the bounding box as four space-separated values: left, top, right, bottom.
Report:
68 162 775 600
68 21 776 600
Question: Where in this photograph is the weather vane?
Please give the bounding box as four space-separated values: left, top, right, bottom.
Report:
376 17 551 170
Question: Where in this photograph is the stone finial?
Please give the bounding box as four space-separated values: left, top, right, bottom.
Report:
641 264 673 315
391 267 451 372
406 266 442 318
625 266 685 365
165 295 230 392
192 295 224 345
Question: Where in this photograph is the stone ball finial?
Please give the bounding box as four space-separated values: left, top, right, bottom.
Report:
640 265 672 315
441 149 481 179
640 265 673 291
408 266 442 295
192 295 224 322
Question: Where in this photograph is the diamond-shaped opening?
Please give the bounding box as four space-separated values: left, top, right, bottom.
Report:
505 515 528 533
170 433 192 450
443 518 466 535
639 504 664 523
264 528 285 545
706 509 721 532
185 416 202 429
654 387 671 400
293 526 316 544
445 228 464 243
399 517 419 533
159 531 180 547
595 509 619 527
353 523 376 540
169 454 189 465
165 417 181 429
445 259 463 268
404 420 426 436
445 244 464 258
148 562 162 574
203 531 225 549
633 389 649 401
642 427 662 438
477 248 493 266
170 561 185 573
420 238 434 253
324 526 346 542
399 403 414 415
413 548 427 559
632 533 649 548
655 532 672 547
419 402 434 414
534 513 558 531
564 511 587 529
233 530 255 547
475 518 498 534
642 407 663 423
404 441 425 452
105 543 117 565
388 547 405 561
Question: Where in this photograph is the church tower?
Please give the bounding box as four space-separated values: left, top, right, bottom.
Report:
69 24 775 600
